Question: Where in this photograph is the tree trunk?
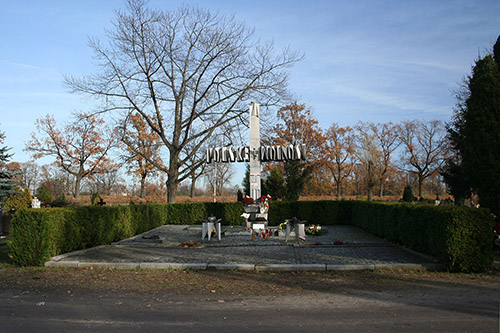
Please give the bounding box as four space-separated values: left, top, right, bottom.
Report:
190 174 196 198
367 187 373 201
166 152 180 203
74 175 82 199
379 178 384 198
418 175 424 198
336 181 341 199
140 173 147 198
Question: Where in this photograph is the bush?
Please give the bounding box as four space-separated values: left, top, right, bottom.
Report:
348 201 493 272
73 206 133 247
129 203 168 234
203 202 243 226
3 188 33 213
402 185 415 202
51 192 68 207
9 208 70 266
166 203 206 225
36 185 53 204
270 200 493 272
8 200 495 271
91 193 103 206
269 201 341 225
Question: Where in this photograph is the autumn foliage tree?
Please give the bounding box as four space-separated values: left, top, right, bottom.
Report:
25 113 117 199
267 102 322 201
322 124 357 198
119 113 163 198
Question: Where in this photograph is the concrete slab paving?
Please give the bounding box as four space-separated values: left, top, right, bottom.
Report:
46 225 441 271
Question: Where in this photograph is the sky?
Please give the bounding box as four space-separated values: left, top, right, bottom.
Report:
1 0 499 187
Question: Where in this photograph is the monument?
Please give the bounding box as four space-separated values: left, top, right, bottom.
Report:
206 103 306 228
206 103 306 201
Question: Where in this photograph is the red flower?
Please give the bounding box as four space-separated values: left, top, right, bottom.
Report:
242 196 254 204
259 195 272 202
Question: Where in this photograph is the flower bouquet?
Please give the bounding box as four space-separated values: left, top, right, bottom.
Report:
305 224 322 236
259 195 271 214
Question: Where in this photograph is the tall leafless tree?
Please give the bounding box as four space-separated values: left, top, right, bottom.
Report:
65 0 302 202
204 162 234 199
18 161 40 194
356 131 382 201
397 119 448 198
356 122 400 197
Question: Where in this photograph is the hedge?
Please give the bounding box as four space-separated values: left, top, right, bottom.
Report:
269 200 494 272
8 200 494 272
9 202 243 266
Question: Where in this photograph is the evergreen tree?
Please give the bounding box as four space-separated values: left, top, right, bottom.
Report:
264 167 286 200
441 159 471 206
442 82 473 205
0 129 17 207
402 185 415 202
461 36 500 215
242 164 250 196
283 160 312 201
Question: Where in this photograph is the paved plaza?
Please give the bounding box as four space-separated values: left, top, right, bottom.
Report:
46 225 441 271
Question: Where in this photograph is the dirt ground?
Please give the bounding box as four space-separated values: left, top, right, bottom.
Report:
0 264 498 296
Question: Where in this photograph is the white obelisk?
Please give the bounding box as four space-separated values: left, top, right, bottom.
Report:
249 103 261 200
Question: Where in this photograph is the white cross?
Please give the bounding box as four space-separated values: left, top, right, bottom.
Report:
206 103 306 201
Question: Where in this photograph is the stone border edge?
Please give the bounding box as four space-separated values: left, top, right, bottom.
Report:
44 261 442 271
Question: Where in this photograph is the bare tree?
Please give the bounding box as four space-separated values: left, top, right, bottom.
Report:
18 161 40 193
204 162 234 198
397 120 448 198
65 0 302 202
357 122 400 197
38 163 74 199
86 165 125 195
356 130 382 201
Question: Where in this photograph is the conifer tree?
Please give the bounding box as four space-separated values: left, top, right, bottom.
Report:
0 129 18 207
444 35 500 214
462 36 500 214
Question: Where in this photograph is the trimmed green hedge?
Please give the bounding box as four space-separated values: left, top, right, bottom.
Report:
268 200 349 225
9 208 71 266
9 202 243 266
269 200 494 272
9 200 494 272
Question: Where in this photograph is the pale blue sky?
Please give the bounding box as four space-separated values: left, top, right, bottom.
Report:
1 0 499 186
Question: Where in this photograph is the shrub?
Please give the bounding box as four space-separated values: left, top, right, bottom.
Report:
402 185 415 202
166 203 206 225
129 203 167 234
269 201 341 225
348 201 493 272
3 188 33 213
203 202 243 226
9 208 70 266
36 185 53 204
91 193 103 206
51 192 68 207
8 201 494 271
74 206 133 247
